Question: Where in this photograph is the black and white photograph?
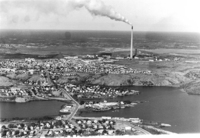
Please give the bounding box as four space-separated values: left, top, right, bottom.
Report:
0 0 200 137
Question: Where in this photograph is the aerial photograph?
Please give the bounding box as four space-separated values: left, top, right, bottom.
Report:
0 0 200 137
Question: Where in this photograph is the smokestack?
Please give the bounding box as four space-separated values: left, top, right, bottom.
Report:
130 25 133 59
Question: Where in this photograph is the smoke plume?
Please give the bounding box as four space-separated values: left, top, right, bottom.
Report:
69 0 132 25
0 0 132 26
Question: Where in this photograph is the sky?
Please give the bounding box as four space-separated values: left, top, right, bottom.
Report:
0 0 200 32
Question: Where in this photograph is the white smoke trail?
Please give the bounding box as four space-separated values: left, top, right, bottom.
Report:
0 0 132 25
68 0 132 25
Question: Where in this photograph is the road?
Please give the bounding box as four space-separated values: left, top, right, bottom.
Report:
59 88 80 120
58 88 150 134
47 71 80 120
47 72 151 135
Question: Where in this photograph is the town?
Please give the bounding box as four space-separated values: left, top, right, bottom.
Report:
1 0 200 136
1 116 160 137
1 115 174 137
0 55 175 137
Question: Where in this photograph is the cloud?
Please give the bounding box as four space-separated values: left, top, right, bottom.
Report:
0 0 131 27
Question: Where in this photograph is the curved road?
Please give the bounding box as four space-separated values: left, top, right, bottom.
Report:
59 88 150 134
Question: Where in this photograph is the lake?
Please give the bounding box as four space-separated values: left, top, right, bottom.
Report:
80 87 200 133
1 87 200 133
0 100 66 119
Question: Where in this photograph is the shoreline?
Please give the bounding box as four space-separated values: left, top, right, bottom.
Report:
0 85 189 105
0 115 175 135
1 51 199 95
1 51 200 135
0 96 71 103
2 85 197 134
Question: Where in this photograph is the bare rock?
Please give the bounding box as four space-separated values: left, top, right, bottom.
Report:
0 76 14 86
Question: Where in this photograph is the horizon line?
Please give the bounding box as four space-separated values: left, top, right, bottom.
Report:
0 28 199 34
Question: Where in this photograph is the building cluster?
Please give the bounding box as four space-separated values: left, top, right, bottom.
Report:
83 100 136 111
1 118 143 137
74 119 116 135
0 57 142 103
110 117 142 123
0 82 139 102
23 77 49 86
0 59 65 75
1 120 77 137
0 82 139 103
84 101 119 111
0 57 151 79
0 68 16 75
63 84 139 99
0 86 58 98
63 58 152 75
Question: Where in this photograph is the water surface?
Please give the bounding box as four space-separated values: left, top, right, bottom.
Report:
81 87 200 133
0 100 66 119
1 87 200 133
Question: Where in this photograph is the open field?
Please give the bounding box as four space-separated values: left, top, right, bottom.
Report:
102 47 200 55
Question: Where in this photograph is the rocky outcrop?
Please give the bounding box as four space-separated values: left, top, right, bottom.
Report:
29 75 44 82
16 73 30 81
57 72 93 84
52 91 61 97
91 74 131 86
0 76 14 86
184 70 200 80
6 72 30 81
6 73 16 79
182 80 200 95
89 71 190 87
163 72 190 86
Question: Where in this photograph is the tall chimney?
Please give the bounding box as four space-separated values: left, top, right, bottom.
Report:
130 26 133 59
